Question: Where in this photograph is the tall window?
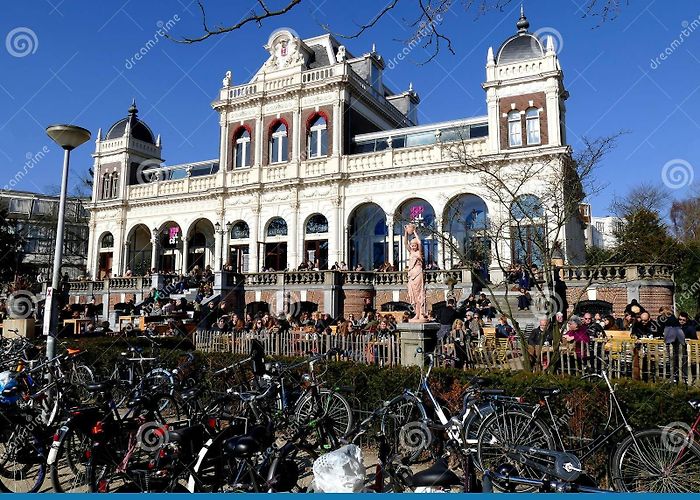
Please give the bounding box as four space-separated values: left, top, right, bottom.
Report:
234 129 251 168
308 115 328 158
508 110 522 147
110 172 119 198
526 108 541 145
269 122 288 164
101 173 111 200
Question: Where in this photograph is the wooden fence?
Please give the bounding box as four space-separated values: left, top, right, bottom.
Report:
195 330 700 385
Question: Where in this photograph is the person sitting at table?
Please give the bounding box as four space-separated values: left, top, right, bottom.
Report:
150 300 164 316
679 311 698 340
162 299 176 316
347 313 359 328
495 315 514 339
631 312 661 339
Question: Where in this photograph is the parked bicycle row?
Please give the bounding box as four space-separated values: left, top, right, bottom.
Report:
0 333 698 493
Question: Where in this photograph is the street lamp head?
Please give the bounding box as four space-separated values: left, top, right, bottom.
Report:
215 222 221 232
226 221 233 231
46 124 91 151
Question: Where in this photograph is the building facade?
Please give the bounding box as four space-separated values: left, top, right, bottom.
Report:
1 190 89 280
86 12 584 283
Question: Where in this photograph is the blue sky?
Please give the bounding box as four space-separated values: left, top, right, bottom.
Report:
1 0 699 215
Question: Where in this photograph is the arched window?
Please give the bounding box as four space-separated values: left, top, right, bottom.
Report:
101 173 111 200
234 128 251 168
267 217 288 237
374 219 387 236
100 233 114 248
305 214 328 234
307 115 328 158
508 110 522 147
526 108 541 145
510 194 545 267
269 122 288 164
230 221 250 239
110 172 119 198
511 194 544 221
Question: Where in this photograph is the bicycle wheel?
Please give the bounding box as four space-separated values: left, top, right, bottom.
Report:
70 365 95 403
295 389 353 444
476 408 556 493
49 425 91 493
141 369 175 411
0 424 47 493
267 443 318 492
612 428 700 492
379 395 430 464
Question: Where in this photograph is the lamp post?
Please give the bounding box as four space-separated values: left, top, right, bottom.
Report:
45 124 91 361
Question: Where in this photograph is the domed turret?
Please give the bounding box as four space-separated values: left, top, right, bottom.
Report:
105 99 156 144
496 6 544 65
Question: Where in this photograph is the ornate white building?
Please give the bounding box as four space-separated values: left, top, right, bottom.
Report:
86 11 584 282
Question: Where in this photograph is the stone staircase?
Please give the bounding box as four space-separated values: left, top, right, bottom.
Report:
480 285 545 329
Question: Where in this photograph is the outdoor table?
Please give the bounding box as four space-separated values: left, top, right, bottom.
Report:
118 315 140 332
62 318 93 335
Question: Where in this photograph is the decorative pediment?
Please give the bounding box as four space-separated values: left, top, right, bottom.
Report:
262 29 309 72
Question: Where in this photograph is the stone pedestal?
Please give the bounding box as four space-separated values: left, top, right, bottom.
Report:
396 322 440 367
3 318 37 339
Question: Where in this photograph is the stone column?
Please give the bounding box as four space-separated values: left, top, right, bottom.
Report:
329 199 342 265
182 237 189 273
387 214 395 268
214 230 223 272
288 203 299 270
332 102 341 156
150 233 158 272
249 209 260 272
395 322 440 366
122 241 129 275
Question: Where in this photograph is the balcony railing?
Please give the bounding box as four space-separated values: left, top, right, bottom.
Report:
560 264 674 283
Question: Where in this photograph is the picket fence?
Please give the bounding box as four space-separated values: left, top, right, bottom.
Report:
194 330 700 385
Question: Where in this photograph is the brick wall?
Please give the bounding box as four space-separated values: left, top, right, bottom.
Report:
498 91 548 150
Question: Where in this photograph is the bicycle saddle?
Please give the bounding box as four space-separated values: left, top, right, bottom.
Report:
180 386 203 402
689 398 700 410
533 387 561 397
223 424 274 459
167 424 205 461
86 380 118 393
406 458 461 488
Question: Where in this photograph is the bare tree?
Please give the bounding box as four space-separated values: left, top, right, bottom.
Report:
170 0 629 62
610 182 671 220
392 129 623 371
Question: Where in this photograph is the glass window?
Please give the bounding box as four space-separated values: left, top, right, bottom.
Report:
230 221 250 239
508 110 522 147
266 217 288 237
392 136 406 148
100 233 114 248
526 108 541 145
406 131 435 147
111 172 119 198
101 174 111 200
234 129 251 168
9 198 31 214
32 199 54 215
308 116 328 158
511 194 544 221
469 124 488 138
269 122 288 164
353 141 375 154
440 127 469 143
306 214 329 234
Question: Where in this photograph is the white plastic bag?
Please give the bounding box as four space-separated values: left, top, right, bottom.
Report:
311 444 366 493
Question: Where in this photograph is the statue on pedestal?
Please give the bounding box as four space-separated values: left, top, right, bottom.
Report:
404 224 427 322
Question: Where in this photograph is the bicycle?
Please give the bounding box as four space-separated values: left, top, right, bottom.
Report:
610 397 700 492
475 357 647 492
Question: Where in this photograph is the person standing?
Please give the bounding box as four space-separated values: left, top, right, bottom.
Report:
658 307 685 383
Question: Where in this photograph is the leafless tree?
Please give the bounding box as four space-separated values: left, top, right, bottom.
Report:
392 129 623 371
170 0 628 63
